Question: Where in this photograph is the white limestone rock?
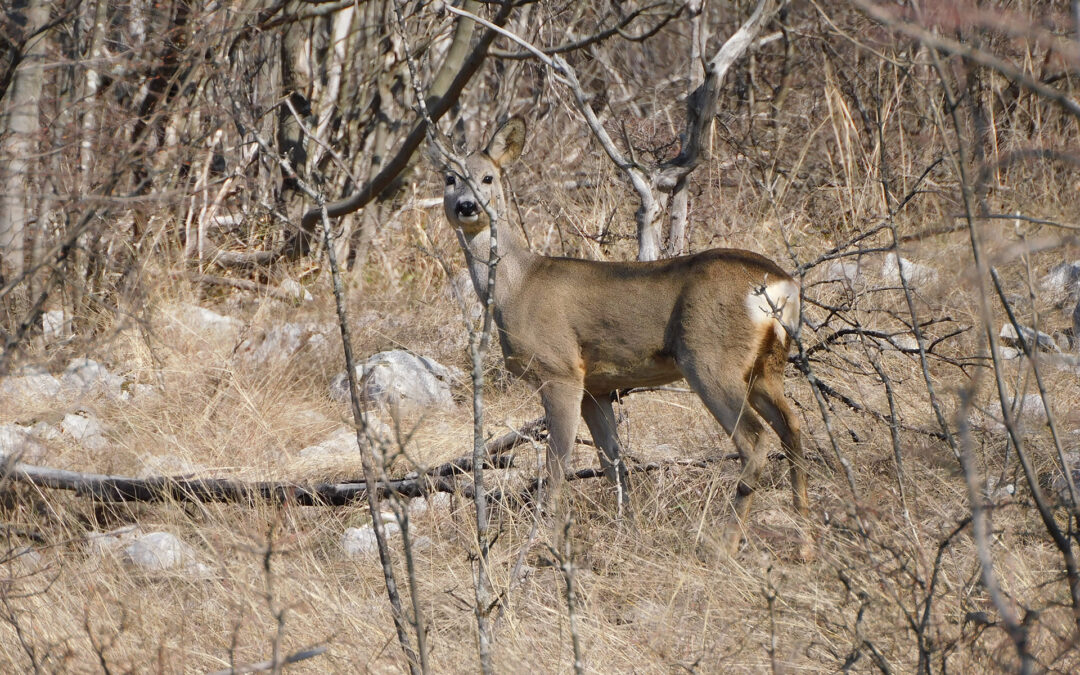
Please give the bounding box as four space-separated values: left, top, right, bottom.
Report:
1013 394 1048 423
999 323 1058 352
408 492 452 517
1039 261 1080 307
136 454 206 478
881 252 938 287
823 260 866 290
41 309 67 341
60 358 125 400
0 424 47 464
278 279 314 303
86 526 142 558
163 303 243 344
0 372 62 400
123 532 210 576
235 322 330 367
298 420 394 459
61 411 108 451
342 518 402 557
330 350 462 412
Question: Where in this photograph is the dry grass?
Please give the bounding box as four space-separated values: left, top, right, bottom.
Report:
3 195 1079 672
7 12 1080 670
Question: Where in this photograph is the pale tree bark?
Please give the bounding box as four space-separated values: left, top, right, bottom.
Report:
79 0 108 195
641 0 779 260
312 4 355 164
451 0 777 261
0 0 49 297
278 0 317 257
298 0 507 235
665 0 707 257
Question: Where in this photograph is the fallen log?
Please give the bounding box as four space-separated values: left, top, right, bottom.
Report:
0 418 546 507
1 416 758 508
3 454 515 507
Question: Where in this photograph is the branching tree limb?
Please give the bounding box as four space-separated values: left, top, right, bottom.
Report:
295 1 514 242
453 0 780 260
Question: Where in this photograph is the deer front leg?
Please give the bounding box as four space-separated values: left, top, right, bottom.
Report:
540 380 584 539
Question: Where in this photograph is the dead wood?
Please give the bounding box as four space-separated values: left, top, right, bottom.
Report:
1 456 513 506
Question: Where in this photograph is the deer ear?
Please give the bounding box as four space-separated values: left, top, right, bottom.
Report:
426 140 449 172
485 116 525 166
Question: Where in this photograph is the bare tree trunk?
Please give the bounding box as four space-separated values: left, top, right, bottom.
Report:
0 0 48 304
279 1 316 257
298 0 510 235
646 0 777 260
79 0 108 195
635 192 666 261
665 0 707 257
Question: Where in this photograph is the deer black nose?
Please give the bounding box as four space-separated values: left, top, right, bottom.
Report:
456 200 478 217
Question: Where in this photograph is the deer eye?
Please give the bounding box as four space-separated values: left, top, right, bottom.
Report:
482 175 494 184
445 175 456 186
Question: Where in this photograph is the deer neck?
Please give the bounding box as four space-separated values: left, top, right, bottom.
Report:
456 221 536 309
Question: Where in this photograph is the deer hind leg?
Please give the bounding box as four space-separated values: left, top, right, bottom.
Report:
748 378 807 517
680 365 767 555
581 393 631 513
749 376 814 560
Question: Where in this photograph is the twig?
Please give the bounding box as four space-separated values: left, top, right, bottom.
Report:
296 1 514 234
181 272 294 300
490 3 683 60
229 101 422 672
207 645 328 675
394 5 498 669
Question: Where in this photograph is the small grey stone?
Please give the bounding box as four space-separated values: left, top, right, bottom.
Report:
299 428 357 458
824 260 865 288
41 310 66 341
882 253 938 287
986 476 1015 501
1 372 62 400
61 411 108 451
86 526 142 557
1012 394 1048 423
28 421 62 442
1039 261 1080 306
999 323 1058 352
410 535 434 552
278 279 314 303
236 322 330 367
298 421 393 458
123 532 202 573
999 346 1021 360
136 454 205 479
330 350 463 412
165 303 243 343
342 521 402 557
408 492 453 516
879 335 919 351
0 424 47 464
123 383 159 403
60 358 125 400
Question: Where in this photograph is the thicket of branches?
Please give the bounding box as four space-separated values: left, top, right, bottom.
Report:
3 0 1080 671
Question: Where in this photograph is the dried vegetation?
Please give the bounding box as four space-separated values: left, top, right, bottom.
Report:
2 0 1080 672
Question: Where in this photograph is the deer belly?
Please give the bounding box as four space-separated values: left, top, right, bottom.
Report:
583 355 681 392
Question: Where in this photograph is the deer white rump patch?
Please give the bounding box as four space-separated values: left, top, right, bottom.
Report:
745 278 800 339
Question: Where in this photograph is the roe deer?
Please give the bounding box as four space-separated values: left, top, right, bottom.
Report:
439 117 808 555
